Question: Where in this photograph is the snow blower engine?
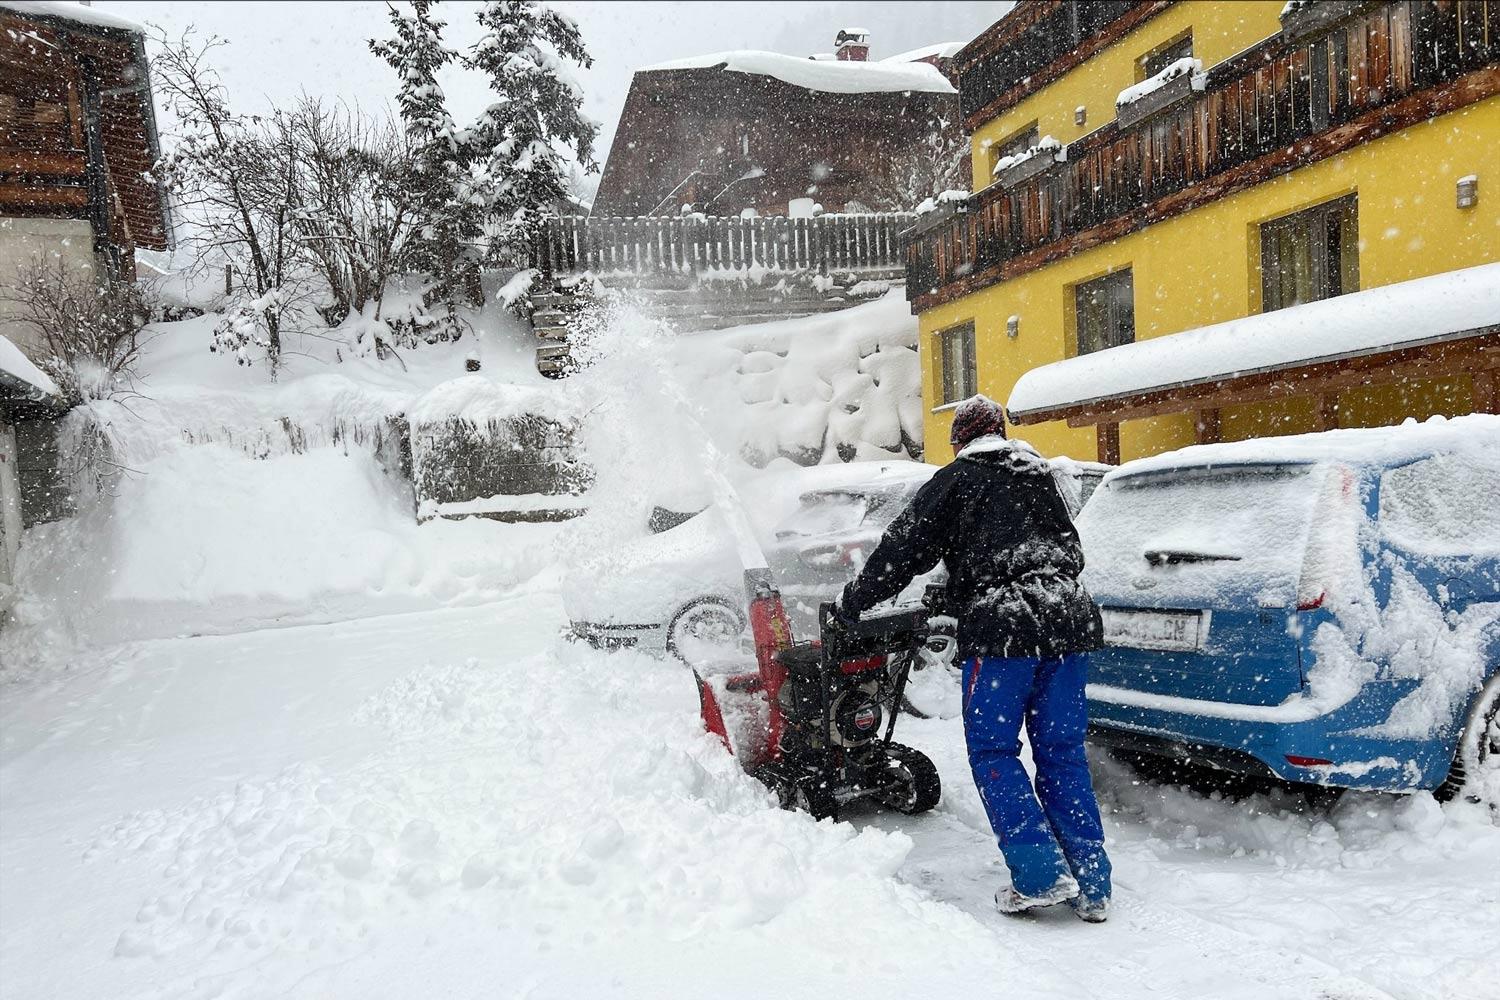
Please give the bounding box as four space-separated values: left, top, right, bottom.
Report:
695 571 955 820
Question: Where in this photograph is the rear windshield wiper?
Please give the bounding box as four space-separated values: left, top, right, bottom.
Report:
1144 549 1243 566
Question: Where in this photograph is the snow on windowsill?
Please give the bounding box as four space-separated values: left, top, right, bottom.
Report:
641 50 956 95
991 135 1062 177
1116 57 1205 108
1007 261 1500 419
914 189 970 216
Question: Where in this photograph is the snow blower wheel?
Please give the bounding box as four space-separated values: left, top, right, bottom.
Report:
878 742 942 814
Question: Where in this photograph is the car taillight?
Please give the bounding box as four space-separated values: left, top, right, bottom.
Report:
1297 592 1325 611
1284 754 1334 767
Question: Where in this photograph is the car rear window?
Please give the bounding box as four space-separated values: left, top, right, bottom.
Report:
775 491 870 539
1077 463 1328 609
1379 452 1500 558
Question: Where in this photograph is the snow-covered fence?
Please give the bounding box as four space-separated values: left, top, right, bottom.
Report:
532 213 915 279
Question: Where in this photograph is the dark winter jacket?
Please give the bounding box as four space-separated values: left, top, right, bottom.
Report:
840 435 1104 659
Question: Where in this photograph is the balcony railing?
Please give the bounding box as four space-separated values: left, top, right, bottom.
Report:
533 212 914 280
908 0 1500 310
957 1 1145 122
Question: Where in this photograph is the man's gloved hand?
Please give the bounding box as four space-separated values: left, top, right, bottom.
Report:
828 596 860 633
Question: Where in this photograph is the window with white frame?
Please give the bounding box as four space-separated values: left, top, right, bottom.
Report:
937 321 977 405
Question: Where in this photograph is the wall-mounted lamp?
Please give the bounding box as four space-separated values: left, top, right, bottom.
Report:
1457 175 1479 209
1074 106 1087 127
1006 315 1020 339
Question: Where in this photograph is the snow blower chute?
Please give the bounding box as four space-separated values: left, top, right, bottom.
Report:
695 569 953 820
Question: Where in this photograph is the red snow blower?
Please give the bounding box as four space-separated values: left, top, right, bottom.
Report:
695 570 953 820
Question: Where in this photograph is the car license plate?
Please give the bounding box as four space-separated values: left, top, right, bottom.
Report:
1100 608 1209 652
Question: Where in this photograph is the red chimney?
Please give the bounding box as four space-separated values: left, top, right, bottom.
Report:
835 28 870 62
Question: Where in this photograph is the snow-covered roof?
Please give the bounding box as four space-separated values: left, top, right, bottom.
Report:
640 50 956 95
0 1 146 33
0 334 61 401
882 41 964 64
1109 413 1500 478
1008 262 1500 418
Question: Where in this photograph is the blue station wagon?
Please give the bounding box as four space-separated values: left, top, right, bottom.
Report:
1076 416 1500 800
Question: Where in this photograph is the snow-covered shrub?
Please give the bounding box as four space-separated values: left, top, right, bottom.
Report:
0 260 151 401
407 377 592 520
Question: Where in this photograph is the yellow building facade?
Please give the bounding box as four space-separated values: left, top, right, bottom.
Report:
915 0 1500 464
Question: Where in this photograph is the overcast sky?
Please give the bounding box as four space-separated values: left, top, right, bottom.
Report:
98 1 1010 167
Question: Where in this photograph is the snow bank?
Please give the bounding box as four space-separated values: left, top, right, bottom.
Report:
3 601 1057 999
1009 262 1500 417
642 49 955 95
668 292 924 466
5 444 562 648
5 446 564 650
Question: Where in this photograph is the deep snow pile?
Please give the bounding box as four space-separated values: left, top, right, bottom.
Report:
666 292 924 466
2 300 563 654
4 290 923 654
4 594 1497 1000
0 600 1067 999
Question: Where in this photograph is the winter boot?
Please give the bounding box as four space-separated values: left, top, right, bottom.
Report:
994 874 1080 915
1071 894 1110 923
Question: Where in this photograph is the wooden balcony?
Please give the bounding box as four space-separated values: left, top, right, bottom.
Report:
908 0 1500 312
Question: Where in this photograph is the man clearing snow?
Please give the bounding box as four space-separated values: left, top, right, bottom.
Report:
834 395 1112 922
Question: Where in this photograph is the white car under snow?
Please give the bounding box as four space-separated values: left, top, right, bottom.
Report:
562 461 938 663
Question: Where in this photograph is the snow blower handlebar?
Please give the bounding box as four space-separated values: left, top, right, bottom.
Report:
817 585 956 671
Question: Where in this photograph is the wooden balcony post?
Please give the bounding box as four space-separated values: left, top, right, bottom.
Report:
1473 369 1498 414
1315 393 1340 431
1097 422 1121 464
1194 408 1222 444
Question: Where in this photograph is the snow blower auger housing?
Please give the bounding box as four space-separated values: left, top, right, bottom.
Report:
695 571 953 821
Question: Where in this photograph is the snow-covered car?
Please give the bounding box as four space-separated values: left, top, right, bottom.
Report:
1077 416 1500 800
565 455 1110 666
562 462 936 665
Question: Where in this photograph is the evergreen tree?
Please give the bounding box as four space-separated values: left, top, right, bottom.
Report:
370 0 469 341
461 1 598 271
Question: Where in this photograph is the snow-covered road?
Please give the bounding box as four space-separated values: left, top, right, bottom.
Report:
3 585 1497 999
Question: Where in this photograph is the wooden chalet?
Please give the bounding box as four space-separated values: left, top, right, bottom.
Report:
0 1 169 290
593 30 963 218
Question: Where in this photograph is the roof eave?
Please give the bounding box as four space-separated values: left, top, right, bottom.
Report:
1009 324 1500 425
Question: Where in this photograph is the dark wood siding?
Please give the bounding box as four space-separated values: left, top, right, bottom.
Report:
0 9 169 255
593 67 960 218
